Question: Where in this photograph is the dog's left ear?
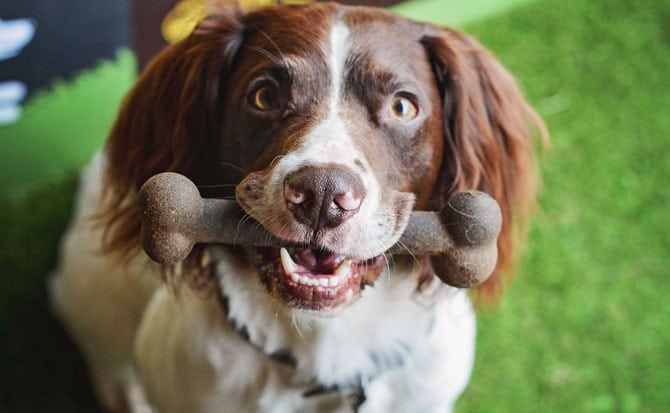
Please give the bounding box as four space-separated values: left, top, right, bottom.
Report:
101 10 246 256
421 28 548 298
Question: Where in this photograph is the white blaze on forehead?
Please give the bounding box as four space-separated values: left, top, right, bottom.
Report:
272 19 362 174
302 19 354 163
328 20 350 116
268 19 382 223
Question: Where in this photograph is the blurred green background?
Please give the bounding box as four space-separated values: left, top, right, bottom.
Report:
1 0 669 411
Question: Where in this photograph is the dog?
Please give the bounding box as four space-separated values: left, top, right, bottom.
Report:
49 2 546 412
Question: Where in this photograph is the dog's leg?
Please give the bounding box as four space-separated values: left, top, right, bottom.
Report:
134 286 240 413
49 153 158 412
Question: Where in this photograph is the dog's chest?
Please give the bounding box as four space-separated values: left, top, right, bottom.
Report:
200 255 439 408
135 250 475 413
220 258 436 369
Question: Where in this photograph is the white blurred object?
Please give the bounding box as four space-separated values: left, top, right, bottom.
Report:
0 81 28 125
0 18 36 60
0 80 27 124
0 80 26 102
0 17 36 125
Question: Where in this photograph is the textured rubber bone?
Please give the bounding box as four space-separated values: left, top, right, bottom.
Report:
137 172 502 288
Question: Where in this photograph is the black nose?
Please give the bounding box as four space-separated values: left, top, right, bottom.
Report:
284 165 366 229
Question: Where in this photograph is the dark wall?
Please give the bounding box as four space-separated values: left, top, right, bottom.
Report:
0 0 411 92
0 0 130 93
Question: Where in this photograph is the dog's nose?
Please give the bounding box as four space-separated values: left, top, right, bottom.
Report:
284 165 365 229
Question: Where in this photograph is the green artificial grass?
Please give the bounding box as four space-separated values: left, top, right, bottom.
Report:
0 174 99 411
393 0 537 27
0 49 136 200
1 0 669 411
456 0 670 411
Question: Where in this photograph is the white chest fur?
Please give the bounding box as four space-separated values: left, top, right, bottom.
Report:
134 248 476 413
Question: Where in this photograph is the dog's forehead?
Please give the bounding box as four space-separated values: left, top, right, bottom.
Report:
343 10 430 65
239 4 430 75
239 4 332 57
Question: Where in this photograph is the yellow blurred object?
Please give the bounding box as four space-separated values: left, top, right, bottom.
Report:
162 0 311 44
161 0 209 44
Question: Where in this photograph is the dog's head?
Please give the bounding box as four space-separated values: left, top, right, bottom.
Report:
103 3 546 313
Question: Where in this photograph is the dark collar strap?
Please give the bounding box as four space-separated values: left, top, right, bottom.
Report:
216 286 367 409
217 291 298 369
303 383 367 412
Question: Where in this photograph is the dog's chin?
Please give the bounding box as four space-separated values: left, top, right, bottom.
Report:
251 246 385 316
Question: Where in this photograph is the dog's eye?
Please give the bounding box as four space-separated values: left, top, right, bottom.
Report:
250 84 280 111
388 96 418 122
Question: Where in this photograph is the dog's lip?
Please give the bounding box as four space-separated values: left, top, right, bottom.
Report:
254 247 384 312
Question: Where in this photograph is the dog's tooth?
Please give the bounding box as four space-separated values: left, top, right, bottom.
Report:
299 275 311 286
334 258 352 280
328 277 340 287
290 272 301 283
318 278 329 287
280 247 298 276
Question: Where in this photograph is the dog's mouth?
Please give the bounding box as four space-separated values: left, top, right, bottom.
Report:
252 247 385 313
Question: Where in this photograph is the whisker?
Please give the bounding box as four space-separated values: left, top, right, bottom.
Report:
261 221 274 247
273 309 280 333
254 26 285 61
245 45 281 65
234 213 254 245
269 155 285 168
291 313 308 343
197 184 238 189
273 216 293 247
396 240 420 268
219 161 246 173
382 253 392 283
382 252 390 272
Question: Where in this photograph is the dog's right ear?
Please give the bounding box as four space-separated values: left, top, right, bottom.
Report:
421 27 548 299
102 10 245 255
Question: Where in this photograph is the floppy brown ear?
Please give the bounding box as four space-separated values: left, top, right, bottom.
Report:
422 28 548 299
101 11 245 255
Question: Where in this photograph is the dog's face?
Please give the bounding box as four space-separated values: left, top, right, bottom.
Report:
216 6 444 312
104 3 544 314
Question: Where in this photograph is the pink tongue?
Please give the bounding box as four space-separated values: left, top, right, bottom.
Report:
291 249 341 274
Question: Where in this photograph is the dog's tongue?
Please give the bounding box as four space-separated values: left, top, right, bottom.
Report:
290 248 344 274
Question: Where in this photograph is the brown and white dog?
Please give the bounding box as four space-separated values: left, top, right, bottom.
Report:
49 2 546 412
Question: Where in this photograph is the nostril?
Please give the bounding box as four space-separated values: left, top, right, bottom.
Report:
285 184 308 205
333 191 362 211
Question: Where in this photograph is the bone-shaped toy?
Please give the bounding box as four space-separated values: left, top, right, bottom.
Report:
137 172 502 288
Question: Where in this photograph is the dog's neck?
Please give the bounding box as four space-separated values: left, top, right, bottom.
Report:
212 247 446 389
216 284 370 409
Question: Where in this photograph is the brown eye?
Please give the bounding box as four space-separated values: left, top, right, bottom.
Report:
250 84 280 111
389 96 418 121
